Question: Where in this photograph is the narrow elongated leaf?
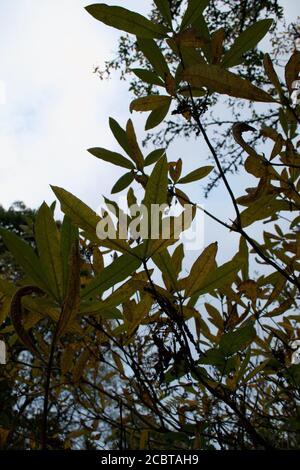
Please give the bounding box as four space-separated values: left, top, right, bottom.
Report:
109 117 132 156
143 156 168 209
82 252 141 299
88 147 134 169
144 148 166 166
152 249 179 290
111 171 134 194
126 119 144 169
184 242 218 297
178 166 213 184
51 186 100 242
137 37 169 78
145 102 171 130
60 216 78 298
35 203 63 303
56 239 81 338
0 228 51 295
180 0 210 31
219 323 256 356
285 51 300 93
85 4 168 39
131 68 165 87
130 95 171 113
222 19 273 68
183 64 276 102
263 53 283 95
154 0 172 27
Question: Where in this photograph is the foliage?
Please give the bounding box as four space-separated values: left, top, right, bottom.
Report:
1 0 300 450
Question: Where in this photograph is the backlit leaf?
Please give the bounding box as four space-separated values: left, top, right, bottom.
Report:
88 147 134 170
178 166 213 184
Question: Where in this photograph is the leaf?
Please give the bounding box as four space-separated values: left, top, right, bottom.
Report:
56 239 81 338
137 37 169 79
144 148 166 166
35 202 63 303
211 28 225 64
222 19 273 68
60 216 79 298
180 0 210 31
130 95 171 113
131 68 165 87
143 156 169 209
126 119 144 169
111 171 134 194
174 28 209 48
51 186 100 243
263 53 283 96
0 228 51 295
152 249 179 290
82 252 142 300
109 117 132 157
184 242 218 297
219 323 256 356
145 102 171 130
88 147 134 170
238 195 285 228
85 4 169 39
153 0 172 27
191 254 244 298
178 166 213 184
183 64 276 102
285 51 300 93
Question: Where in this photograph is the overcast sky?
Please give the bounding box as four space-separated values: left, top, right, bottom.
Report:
0 0 298 261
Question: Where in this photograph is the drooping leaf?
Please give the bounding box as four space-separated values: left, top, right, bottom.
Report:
85 4 169 39
137 37 169 79
35 202 63 303
0 228 51 295
111 171 134 194
180 0 210 31
88 147 134 170
178 166 213 184
222 19 273 68
130 95 172 113
183 64 276 102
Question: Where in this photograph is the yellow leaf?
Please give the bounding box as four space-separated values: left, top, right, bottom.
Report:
130 95 171 112
184 242 218 297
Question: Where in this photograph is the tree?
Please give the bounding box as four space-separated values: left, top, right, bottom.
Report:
0 0 300 450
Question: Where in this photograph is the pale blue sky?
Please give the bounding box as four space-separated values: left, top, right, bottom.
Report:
0 0 298 263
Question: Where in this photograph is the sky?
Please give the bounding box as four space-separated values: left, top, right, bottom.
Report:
0 0 298 263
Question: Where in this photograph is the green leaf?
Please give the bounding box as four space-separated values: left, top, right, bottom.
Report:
184 243 218 298
143 156 168 209
180 0 210 31
88 147 134 170
152 249 179 290
145 102 171 130
60 216 79 298
183 64 276 103
35 202 63 303
130 95 171 113
131 68 165 87
111 172 134 194
82 252 142 300
126 119 144 169
144 148 166 166
137 37 169 79
178 166 213 184
153 0 172 28
0 228 51 296
191 254 244 298
85 4 169 39
51 186 100 242
109 117 132 157
219 323 256 356
222 19 273 68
